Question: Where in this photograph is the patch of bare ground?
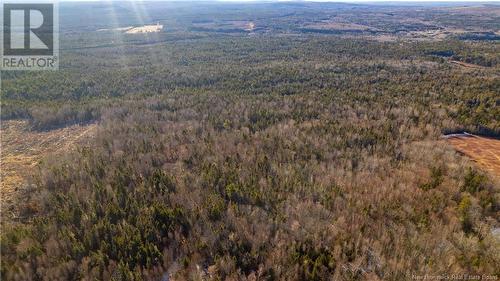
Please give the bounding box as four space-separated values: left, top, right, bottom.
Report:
406 29 450 41
445 134 500 179
193 21 256 32
305 21 373 31
1 120 97 217
125 23 163 34
226 21 256 31
450 60 486 69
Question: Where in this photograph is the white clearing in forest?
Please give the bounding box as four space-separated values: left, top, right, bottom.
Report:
126 23 163 34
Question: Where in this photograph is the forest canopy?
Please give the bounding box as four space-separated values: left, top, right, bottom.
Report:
1 2 499 281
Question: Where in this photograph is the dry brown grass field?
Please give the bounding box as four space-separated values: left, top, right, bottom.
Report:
447 135 500 179
0 121 96 216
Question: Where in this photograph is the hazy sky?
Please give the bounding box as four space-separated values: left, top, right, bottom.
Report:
56 0 499 2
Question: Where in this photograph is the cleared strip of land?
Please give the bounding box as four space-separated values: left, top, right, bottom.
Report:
446 134 500 178
1 120 96 212
126 24 163 34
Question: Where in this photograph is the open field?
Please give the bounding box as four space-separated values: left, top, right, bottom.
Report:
0 120 96 215
446 134 500 178
304 21 374 32
191 20 258 33
125 24 163 34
